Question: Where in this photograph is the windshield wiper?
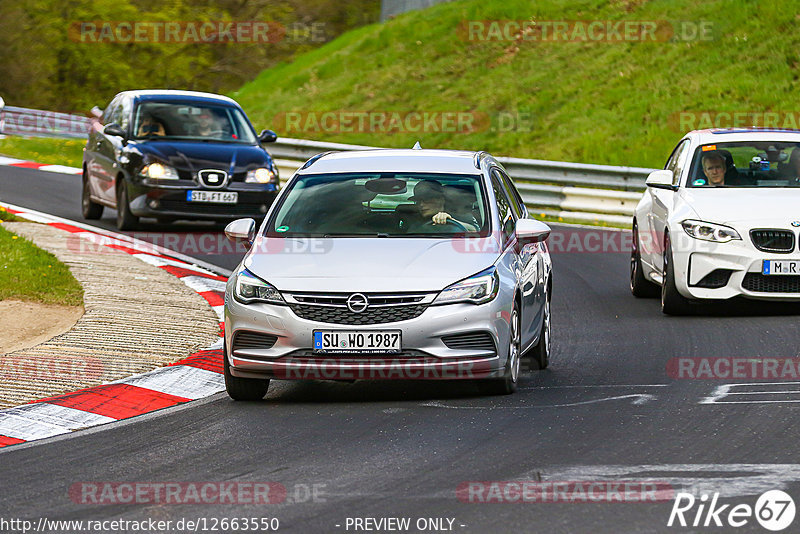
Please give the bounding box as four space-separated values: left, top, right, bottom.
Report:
321 233 394 238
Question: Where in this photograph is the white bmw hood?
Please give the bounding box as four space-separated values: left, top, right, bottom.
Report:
681 188 800 226
242 237 501 293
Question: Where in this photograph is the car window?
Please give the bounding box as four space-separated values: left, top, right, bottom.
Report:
267 172 489 237
101 97 120 126
665 139 690 185
671 140 692 185
493 168 525 219
491 174 517 245
118 96 132 132
687 141 800 188
132 101 257 143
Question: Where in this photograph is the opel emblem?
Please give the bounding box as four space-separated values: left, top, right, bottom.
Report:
792 221 800 227
346 293 368 313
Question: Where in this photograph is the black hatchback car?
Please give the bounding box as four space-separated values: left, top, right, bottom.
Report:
82 90 280 230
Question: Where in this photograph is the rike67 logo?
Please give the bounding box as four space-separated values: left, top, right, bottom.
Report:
668 490 795 531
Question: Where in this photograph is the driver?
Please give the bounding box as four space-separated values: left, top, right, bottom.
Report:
406 180 478 232
699 152 726 186
195 110 222 137
137 116 165 137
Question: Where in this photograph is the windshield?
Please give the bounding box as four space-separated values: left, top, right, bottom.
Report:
132 101 257 143
266 172 489 237
688 141 800 187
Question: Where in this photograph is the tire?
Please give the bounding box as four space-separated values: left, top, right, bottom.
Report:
661 233 692 315
630 223 659 298
223 345 270 401
81 174 103 220
116 182 139 231
483 304 521 395
528 289 551 370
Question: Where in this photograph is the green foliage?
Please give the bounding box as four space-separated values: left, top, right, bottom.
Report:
0 0 380 112
232 0 800 168
0 137 85 168
0 223 84 306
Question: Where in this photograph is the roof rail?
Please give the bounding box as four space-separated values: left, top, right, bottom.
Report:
473 151 488 169
300 151 337 170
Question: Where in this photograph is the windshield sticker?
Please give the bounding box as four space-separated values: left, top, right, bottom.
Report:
276 226 289 232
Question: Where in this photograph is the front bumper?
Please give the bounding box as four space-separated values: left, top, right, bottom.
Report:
223 287 511 381
671 230 800 301
127 181 278 220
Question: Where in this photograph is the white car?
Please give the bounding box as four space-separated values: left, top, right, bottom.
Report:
632 128 800 314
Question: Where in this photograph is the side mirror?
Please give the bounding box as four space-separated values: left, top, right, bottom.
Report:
258 129 278 143
645 169 676 190
516 219 551 247
225 218 256 245
103 123 126 138
90 106 103 119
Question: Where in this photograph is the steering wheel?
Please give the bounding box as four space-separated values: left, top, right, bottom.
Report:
422 218 468 232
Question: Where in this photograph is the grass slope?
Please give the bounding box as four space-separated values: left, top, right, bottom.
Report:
0 137 84 168
232 0 800 168
0 211 83 306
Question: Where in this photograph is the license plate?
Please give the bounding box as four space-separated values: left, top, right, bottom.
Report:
187 190 238 204
313 330 401 353
762 260 800 275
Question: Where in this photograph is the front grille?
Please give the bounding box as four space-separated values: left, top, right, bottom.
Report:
198 169 228 188
289 304 427 325
285 292 433 325
232 331 277 351
751 229 795 253
692 269 733 289
742 273 800 293
441 332 496 353
280 349 433 361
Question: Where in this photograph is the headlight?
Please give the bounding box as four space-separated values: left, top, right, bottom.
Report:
140 162 179 180
681 219 741 242
433 267 500 305
233 269 285 305
246 167 278 184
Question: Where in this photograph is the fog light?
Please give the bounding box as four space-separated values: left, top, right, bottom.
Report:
148 199 159 209
260 204 268 213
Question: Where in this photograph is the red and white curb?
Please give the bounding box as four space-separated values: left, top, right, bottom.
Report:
0 203 230 449
0 155 82 175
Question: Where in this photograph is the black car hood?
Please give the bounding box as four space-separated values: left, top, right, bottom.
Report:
134 140 272 174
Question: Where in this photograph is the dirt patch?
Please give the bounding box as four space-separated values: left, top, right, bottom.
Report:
0 299 83 354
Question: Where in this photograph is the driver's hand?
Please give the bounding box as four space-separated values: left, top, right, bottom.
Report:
432 212 451 225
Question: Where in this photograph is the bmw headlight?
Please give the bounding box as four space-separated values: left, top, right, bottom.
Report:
246 167 278 184
140 162 179 180
681 219 741 243
233 269 285 305
433 267 500 305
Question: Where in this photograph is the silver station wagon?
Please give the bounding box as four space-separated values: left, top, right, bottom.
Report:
222 148 553 399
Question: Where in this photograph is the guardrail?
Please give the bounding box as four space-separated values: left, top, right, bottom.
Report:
0 101 652 225
0 103 93 139
269 137 653 225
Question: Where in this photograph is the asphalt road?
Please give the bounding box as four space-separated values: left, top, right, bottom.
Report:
2 165 800 533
